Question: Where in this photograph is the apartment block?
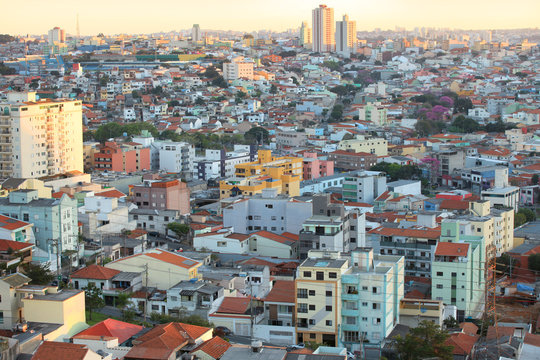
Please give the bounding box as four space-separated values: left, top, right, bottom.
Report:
223 57 254 81
328 150 378 172
0 92 83 179
295 253 348 346
312 5 335 53
94 141 150 173
130 177 190 214
195 145 257 181
337 137 388 157
342 172 386 204
340 249 404 349
223 188 312 234
302 152 334 181
157 141 195 176
335 15 356 56
0 190 78 257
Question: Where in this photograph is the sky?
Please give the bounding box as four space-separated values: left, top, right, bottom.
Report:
6 0 540 36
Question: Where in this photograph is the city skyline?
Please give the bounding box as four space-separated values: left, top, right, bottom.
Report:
6 0 540 36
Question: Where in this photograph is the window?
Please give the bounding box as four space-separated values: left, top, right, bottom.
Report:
309 319 315 325
372 303 380 310
436 284 443 289
325 305 332 311
344 331 359 342
303 271 311 278
310 333 316 339
326 291 332 297
362 302 368 307
309 290 315 296
372 287 378 294
298 303 308 313
362 286 368 291
436 271 443 276
326 320 332 326
345 301 358 310
316 272 324 280
0 311 3 324
346 317 356 325
329 272 337 279
151 305 159 311
309 305 315 311
170 296 178 301
297 289 308 299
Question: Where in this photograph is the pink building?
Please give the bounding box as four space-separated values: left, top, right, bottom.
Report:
94 142 151 173
302 152 334 180
131 177 190 215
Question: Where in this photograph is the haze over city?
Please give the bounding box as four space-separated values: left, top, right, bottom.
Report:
6 0 540 35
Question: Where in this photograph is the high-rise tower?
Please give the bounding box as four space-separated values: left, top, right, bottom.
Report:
312 4 334 53
335 15 357 55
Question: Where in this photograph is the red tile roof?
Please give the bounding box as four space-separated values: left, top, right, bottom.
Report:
71 264 121 280
0 214 30 231
95 189 127 198
72 318 142 344
440 199 469 210
0 239 33 252
191 336 231 359
264 280 295 303
435 242 469 257
31 341 90 360
460 322 479 336
251 231 297 245
215 297 251 314
445 333 478 356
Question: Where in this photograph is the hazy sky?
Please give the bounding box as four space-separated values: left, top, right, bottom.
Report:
7 0 540 35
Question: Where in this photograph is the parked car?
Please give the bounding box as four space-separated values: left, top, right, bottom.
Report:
213 326 232 337
286 343 305 351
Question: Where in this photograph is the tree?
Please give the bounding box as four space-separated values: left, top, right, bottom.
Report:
168 100 180 107
245 127 269 144
532 174 539 185
0 34 16 44
195 97 205 106
454 98 473 114
322 61 340 72
269 84 278 94
443 316 459 329
167 222 190 239
518 208 536 223
83 283 105 320
394 321 453 360
496 253 516 276
0 62 16 75
329 104 343 122
514 212 527 228
448 115 481 133
211 76 228 88
22 262 55 285
115 292 131 309
528 253 540 272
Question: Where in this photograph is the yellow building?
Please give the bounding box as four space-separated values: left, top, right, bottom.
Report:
469 200 514 256
295 253 349 346
219 150 302 199
0 178 52 198
338 136 388 157
105 248 202 290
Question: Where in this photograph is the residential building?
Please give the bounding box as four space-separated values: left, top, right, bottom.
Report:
223 188 312 234
398 298 445 327
32 342 102 360
340 249 404 350
94 141 150 173
129 208 180 235
70 264 143 306
276 130 308 148
78 192 136 240
254 280 296 345
48 27 65 44
1 178 52 198
295 252 349 346
0 92 83 179
369 213 440 277
209 297 264 336
327 150 378 172
156 141 195 177
192 24 202 42
130 177 190 214
335 15 356 55
166 280 224 316
220 150 302 199
248 231 299 259
195 145 257 181
387 180 421 196
298 194 365 259
0 190 78 264
312 5 335 53
302 152 334 181
194 230 250 254
436 149 466 179
223 57 254 81
358 103 388 126
337 137 388 157
0 214 35 244
481 186 520 210
342 172 386 203
300 21 312 47
431 227 484 320
190 336 231 360
124 322 213 360
105 248 202 291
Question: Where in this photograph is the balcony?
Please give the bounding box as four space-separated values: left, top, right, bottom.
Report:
342 308 359 317
380 241 432 250
102 285 134 296
342 293 359 301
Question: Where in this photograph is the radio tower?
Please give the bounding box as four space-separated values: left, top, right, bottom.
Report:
76 13 80 38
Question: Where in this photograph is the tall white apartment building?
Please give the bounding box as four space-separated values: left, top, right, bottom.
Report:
48 27 65 45
157 141 195 176
335 15 357 55
192 24 202 42
223 57 254 81
0 92 83 179
312 4 335 53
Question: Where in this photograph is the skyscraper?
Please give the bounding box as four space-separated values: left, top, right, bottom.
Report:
48 26 65 45
312 4 334 53
0 92 83 179
300 21 312 48
335 15 357 56
192 24 201 42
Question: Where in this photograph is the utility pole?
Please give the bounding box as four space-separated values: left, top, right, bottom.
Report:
249 279 254 341
50 239 61 283
144 263 148 323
